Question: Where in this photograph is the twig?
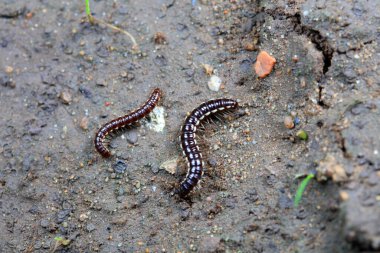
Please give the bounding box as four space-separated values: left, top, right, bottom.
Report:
84 0 138 51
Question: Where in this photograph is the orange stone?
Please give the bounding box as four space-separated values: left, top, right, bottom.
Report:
254 51 276 78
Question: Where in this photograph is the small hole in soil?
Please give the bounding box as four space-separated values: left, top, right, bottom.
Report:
317 121 324 128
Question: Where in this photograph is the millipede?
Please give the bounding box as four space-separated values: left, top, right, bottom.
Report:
176 98 239 197
94 88 162 158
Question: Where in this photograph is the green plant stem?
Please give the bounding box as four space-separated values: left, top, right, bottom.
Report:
85 0 95 24
294 173 315 208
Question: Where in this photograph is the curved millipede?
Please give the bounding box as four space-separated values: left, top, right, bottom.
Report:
176 98 239 197
94 88 162 158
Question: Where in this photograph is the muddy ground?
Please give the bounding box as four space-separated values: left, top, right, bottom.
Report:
0 0 379 252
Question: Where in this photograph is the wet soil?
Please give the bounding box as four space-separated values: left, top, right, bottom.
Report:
0 0 379 252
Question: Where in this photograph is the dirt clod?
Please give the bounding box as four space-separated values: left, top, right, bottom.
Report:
153 32 167 44
317 155 348 182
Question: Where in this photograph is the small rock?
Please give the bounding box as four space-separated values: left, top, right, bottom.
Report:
254 51 276 78
243 42 256 51
126 130 138 144
29 127 42 135
0 73 15 88
120 71 128 78
96 79 107 87
113 160 128 174
151 164 160 174
146 106 166 132
60 91 72 104
57 210 71 223
79 213 88 222
96 45 109 58
160 158 178 174
153 55 168 66
207 157 218 167
300 77 306 88
40 219 49 228
245 189 259 203
79 117 89 130
339 191 349 201
284 116 294 129
86 223 96 232
202 64 214 76
296 209 307 220
208 75 222 91
198 236 222 253
111 216 128 225
245 223 259 232
5 66 13 74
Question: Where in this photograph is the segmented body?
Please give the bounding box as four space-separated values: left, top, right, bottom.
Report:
94 88 162 158
176 98 239 197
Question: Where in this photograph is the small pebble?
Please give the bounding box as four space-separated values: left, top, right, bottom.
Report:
113 160 128 174
40 219 49 228
254 51 276 78
86 223 96 232
284 116 295 129
60 91 72 104
126 130 138 144
339 191 349 201
202 64 214 76
79 117 89 130
244 42 256 51
151 164 160 174
5 66 13 74
208 75 222 91
160 159 178 174
79 213 88 222
300 77 306 88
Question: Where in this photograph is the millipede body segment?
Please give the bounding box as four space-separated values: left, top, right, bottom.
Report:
176 98 239 197
94 88 162 158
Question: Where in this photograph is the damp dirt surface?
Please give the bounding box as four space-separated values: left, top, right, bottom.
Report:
0 0 379 252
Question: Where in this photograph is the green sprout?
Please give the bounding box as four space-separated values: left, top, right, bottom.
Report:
83 0 138 51
294 173 315 208
54 236 71 246
85 0 94 24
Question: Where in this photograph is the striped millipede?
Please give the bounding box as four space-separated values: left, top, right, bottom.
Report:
94 88 162 158
176 98 239 197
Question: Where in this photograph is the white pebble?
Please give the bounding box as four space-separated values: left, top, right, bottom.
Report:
207 75 222 92
146 106 166 132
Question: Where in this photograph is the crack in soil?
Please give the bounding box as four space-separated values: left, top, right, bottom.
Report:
263 9 334 75
289 13 334 74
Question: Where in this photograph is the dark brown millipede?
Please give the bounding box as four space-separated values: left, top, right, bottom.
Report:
94 88 162 158
176 98 239 197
